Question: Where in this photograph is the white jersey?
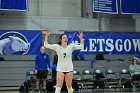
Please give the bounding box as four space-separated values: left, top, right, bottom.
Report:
44 41 83 72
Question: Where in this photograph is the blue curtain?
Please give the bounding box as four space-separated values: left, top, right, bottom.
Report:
1 0 27 11
121 0 140 14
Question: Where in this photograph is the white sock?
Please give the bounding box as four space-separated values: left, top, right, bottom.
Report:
55 87 61 93
68 87 74 93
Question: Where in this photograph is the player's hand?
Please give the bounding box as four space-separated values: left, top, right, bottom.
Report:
78 32 83 40
78 32 83 44
45 29 50 39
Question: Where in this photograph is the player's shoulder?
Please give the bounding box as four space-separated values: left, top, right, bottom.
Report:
68 43 77 49
68 43 75 46
54 44 60 48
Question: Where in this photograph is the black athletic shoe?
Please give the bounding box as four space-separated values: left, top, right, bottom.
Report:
42 89 47 93
34 89 40 93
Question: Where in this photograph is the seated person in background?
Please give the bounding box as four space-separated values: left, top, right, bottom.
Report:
129 59 140 85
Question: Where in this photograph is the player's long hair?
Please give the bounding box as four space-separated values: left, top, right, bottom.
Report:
58 34 65 45
132 59 137 64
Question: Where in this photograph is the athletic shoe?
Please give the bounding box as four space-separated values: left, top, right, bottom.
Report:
34 89 40 93
42 89 47 93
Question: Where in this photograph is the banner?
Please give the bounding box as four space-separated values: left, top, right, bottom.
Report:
65 31 140 54
0 0 28 11
121 0 140 14
93 0 118 14
0 30 42 55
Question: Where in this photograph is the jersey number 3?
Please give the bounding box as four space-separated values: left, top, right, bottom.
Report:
63 53 66 58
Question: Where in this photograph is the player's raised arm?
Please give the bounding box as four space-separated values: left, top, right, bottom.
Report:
72 32 84 50
45 29 50 42
44 29 57 50
78 32 83 44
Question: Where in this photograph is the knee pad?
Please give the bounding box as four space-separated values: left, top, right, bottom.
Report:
68 87 74 93
55 87 61 93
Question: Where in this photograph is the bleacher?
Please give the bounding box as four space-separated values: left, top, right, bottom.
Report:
0 55 35 90
0 54 135 91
